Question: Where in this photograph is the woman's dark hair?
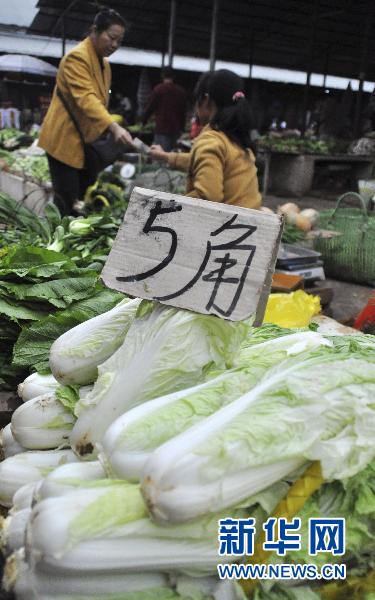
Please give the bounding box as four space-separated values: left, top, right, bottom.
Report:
194 69 255 151
93 8 126 33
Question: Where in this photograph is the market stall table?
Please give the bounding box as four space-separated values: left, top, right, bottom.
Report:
260 151 375 196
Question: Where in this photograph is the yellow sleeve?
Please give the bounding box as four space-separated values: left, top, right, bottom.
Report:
63 55 113 134
167 151 191 172
188 134 225 201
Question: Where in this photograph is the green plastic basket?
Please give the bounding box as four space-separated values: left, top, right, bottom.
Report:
314 192 375 285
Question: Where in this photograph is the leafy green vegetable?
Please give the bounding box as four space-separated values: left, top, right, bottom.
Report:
254 585 320 599
101 332 331 482
0 245 124 387
257 136 339 155
50 297 140 385
258 461 375 600
128 122 155 134
0 194 125 270
0 274 98 309
0 449 78 507
0 128 33 150
142 337 375 523
27 480 257 575
12 288 124 373
0 148 14 164
0 296 48 322
281 223 306 244
71 303 250 458
239 323 298 348
0 246 75 279
56 385 80 415
0 193 60 248
282 461 375 567
11 392 75 449
18 372 58 402
9 155 50 183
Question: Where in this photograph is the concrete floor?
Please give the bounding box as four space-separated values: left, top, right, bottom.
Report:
264 193 374 323
264 191 354 214
321 278 373 323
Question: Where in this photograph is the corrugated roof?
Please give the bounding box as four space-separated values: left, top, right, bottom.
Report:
0 0 39 28
28 0 375 81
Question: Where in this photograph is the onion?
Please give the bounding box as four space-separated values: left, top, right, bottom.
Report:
295 213 313 232
300 208 319 226
285 211 298 225
277 202 300 216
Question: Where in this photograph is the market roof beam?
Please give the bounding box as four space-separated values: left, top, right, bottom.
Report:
28 0 375 82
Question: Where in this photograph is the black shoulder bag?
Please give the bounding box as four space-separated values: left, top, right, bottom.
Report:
57 88 125 174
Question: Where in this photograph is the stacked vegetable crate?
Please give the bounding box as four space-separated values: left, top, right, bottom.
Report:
0 165 51 216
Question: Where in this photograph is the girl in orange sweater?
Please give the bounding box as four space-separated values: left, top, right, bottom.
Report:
150 69 261 209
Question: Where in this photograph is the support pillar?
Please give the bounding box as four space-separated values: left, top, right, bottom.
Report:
248 31 254 81
322 44 330 89
353 13 373 138
209 0 220 71
62 16 66 57
167 0 177 67
301 0 318 136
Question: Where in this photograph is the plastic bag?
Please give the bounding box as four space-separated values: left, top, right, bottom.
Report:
263 289 321 328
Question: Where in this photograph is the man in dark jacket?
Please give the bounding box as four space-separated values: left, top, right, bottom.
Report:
143 67 187 151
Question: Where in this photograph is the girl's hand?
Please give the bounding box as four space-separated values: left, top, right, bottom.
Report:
150 145 169 161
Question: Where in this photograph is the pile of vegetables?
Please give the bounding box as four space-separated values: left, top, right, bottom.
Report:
0 245 124 389
0 148 15 168
0 128 373 598
278 202 319 233
261 202 320 243
257 136 337 155
0 297 373 599
0 129 34 151
0 193 59 248
0 186 130 390
128 122 155 135
48 212 122 268
83 173 127 211
8 155 50 185
0 147 50 187
0 193 125 269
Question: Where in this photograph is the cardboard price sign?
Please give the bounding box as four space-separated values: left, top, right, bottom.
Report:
102 187 283 322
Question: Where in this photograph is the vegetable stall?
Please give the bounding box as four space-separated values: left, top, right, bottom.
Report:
0 179 373 600
257 134 375 197
0 297 374 599
0 0 374 592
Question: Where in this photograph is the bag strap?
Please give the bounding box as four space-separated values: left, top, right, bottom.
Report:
56 87 85 147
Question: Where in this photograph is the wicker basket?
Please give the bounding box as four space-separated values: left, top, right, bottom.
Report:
314 192 375 285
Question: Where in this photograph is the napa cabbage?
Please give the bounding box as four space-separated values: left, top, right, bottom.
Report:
49 297 141 385
71 302 250 459
100 331 331 481
142 340 375 523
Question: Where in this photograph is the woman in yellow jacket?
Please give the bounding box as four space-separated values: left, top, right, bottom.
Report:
150 69 261 210
39 9 132 214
